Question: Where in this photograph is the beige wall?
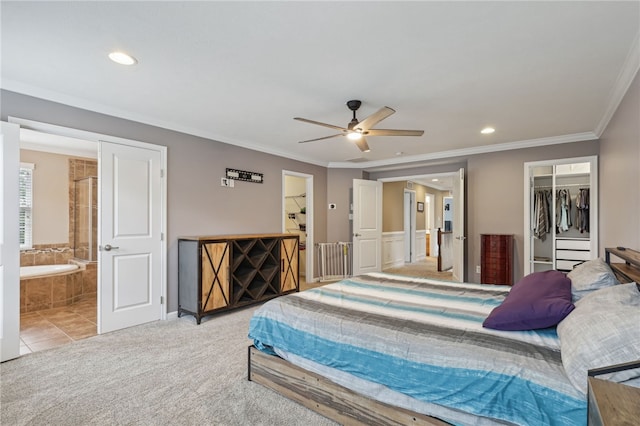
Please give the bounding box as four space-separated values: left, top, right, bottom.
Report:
381 181 432 232
382 181 405 232
599 71 640 251
19 149 69 245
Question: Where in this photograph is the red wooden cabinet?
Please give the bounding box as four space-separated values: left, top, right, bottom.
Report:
481 234 514 285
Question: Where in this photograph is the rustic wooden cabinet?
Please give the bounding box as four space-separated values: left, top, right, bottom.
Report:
481 234 514 285
178 233 299 323
588 361 640 425
605 247 640 284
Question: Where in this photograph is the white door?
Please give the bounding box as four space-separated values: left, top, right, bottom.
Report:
1 122 20 362
352 179 382 275
404 190 416 263
99 141 163 333
452 168 465 282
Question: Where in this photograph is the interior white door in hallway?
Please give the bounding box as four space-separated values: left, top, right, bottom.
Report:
404 190 416 262
352 179 382 275
99 141 164 333
452 168 465 282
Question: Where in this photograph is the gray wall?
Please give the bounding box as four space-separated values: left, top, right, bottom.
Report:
2 90 328 312
4 68 638 296
599 71 640 252
467 141 599 283
326 168 364 242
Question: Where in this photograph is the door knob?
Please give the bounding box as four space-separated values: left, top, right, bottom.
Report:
353 233 362 237
103 244 120 251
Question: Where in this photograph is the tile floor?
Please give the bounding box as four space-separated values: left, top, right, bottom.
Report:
20 295 97 355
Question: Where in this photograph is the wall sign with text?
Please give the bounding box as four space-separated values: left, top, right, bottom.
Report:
225 168 264 183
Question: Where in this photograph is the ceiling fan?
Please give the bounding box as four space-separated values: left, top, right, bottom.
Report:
294 100 424 152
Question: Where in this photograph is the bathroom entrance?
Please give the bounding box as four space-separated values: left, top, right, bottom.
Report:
18 141 100 354
7 120 166 359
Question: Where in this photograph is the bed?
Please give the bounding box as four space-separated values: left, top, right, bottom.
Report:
248 264 640 425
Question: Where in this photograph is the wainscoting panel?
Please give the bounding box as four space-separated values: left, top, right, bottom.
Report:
415 230 426 261
382 232 405 269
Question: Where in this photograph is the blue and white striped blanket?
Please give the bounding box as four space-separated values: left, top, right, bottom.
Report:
249 273 586 425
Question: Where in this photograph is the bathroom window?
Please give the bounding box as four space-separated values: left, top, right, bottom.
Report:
19 163 34 250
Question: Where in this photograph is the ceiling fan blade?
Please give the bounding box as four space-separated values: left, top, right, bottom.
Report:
354 106 395 131
354 137 371 153
294 117 347 132
366 129 424 137
298 134 343 144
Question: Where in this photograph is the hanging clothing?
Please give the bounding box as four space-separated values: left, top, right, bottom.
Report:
575 188 590 233
532 189 551 241
556 188 572 233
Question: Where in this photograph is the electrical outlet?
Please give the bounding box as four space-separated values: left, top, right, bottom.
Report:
476 265 481 274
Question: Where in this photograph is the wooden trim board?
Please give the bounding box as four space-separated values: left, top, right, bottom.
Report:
247 346 449 426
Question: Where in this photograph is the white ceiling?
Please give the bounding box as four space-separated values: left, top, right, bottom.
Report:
2 2 639 168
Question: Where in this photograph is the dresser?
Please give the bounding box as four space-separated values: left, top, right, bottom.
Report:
481 234 514 285
178 233 299 323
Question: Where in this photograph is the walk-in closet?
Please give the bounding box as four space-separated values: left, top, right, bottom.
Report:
524 156 598 275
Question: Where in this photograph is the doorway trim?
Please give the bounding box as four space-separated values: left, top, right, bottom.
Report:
403 189 416 263
282 170 314 282
7 117 168 327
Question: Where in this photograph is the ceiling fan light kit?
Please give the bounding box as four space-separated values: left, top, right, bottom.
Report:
295 100 424 152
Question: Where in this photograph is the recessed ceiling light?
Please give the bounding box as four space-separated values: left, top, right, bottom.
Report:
481 127 495 134
432 178 439 182
108 51 137 66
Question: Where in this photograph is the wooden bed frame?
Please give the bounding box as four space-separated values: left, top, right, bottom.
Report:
247 345 449 426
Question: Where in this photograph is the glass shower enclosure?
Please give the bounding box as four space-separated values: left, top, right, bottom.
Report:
74 176 97 261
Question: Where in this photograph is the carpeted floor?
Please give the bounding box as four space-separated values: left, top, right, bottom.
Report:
1 265 450 425
1 305 336 426
384 257 453 280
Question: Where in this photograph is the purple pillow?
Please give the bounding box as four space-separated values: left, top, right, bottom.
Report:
483 270 575 331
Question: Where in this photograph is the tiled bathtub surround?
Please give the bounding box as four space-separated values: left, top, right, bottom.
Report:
20 244 73 266
20 266 85 313
70 259 98 295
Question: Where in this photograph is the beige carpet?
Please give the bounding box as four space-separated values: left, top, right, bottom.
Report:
384 257 454 280
1 306 336 426
2 267 450 425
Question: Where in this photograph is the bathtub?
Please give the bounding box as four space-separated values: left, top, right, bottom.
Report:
20 264 79 279
20 264 85 313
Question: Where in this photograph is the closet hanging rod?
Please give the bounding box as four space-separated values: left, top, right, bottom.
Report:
533 183 590 189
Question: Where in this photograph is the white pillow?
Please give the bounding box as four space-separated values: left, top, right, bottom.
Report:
566 258 619 301
557 283 640 394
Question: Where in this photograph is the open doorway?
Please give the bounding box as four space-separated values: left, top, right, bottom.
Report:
18 129 99 354
7 118 167 358
282 171 314 286
378 171 463 280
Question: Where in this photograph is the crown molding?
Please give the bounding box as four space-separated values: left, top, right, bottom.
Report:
1 80 330 167
328 132 599 170
594 31 640 137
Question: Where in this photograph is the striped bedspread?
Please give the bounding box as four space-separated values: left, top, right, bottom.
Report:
249 273 586 425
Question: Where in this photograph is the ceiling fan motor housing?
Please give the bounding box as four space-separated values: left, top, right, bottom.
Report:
346 100 362 111
346 100 362 129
